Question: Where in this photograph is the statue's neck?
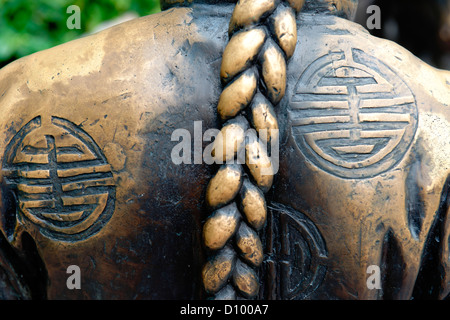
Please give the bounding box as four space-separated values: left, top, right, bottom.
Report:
159 0 358 21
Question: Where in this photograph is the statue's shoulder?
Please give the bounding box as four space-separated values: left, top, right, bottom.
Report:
0 5 225 138
0 7 196 91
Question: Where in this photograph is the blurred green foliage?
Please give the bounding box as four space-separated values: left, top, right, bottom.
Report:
0 0 161 68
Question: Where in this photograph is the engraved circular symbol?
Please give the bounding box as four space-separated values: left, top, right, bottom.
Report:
2 116 116 241
269 203 327 300
289 49 418 178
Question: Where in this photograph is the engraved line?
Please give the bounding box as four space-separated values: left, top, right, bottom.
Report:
290 101 349 110
291 94 350 102
56 146 84 155
359 96 415 108
21 199 55 209
334 67 371 78
13 154 49 165
17 184 52 194
57 164 112 178
356 84 393 94
62 194 106 206
360 129 405 138
307 86 349 95
57 153 97 163
18 170 50 179
359 113 411 123
359 122 410 130
22 146 49 155
291 116 351 126
303 130 350 140
318 76 376 86
41 211 84 222
332 145 375 154
61 177 115 192
292 124 353 134
292 123 409 134
347 85 359 135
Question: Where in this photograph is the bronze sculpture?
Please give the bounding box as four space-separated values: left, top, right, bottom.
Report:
0 0 449 300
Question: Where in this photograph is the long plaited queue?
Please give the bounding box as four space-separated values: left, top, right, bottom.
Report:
201 0 305 299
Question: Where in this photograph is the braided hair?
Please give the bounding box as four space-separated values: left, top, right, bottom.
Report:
202 0 305 299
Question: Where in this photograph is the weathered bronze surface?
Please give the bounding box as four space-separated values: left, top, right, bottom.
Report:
0 0 449 300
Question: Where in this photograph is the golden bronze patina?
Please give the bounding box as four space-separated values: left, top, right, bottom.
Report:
0 0 449 300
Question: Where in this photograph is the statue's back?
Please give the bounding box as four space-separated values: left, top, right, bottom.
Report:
0 0 449 300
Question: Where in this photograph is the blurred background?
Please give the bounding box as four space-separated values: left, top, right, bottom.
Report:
0 0 449 70
355 0 450 70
